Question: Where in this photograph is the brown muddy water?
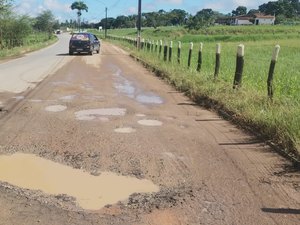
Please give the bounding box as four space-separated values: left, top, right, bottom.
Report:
0 153 159 210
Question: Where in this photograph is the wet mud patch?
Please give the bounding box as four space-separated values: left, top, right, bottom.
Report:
119 185 196 214
0 181 80 211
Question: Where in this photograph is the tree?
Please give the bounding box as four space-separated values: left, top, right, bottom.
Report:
247 9 260 16
100 17 115 29
259 0 300 18
186 9 218 30
169 9 188 26
34 10 56 38
143 12 159 28
0 0 12 19
71 1 88 31
232 6 247 16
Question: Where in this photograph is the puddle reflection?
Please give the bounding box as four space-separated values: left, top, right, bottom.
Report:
113 67 163 105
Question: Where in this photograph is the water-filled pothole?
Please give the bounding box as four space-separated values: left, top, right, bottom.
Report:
113 67 163 105
45 105 67 112
136 95 163 104
0 153 159 210
75 108 126 121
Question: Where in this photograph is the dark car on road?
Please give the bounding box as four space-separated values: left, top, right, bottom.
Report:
69 33 100 55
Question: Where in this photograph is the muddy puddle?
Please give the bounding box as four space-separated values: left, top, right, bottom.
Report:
0 153 159 210
113 67 163 105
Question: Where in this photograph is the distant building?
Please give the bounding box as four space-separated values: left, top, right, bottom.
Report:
216 13 275 26
232 15 253 25
253 13 275 25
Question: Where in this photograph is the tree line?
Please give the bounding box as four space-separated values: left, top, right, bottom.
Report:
85 0 299 30
0 0 59 50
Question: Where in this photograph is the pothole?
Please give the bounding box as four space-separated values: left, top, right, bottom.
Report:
138 120 163 126
75 108 126 121
114 127 136 133
45 105 67 112
113 67 163 105
0 153 159 210
136 95 163 104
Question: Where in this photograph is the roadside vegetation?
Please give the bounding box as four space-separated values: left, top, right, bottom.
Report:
94 25 300 161
0 0 58 60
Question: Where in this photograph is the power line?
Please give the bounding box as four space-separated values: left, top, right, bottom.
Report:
109 0 121 9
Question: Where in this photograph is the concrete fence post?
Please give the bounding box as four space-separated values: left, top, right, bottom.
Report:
188 42 193 68
267 45 280 99
163 40 168 61
159 40 163 57
197 43 203 72
152 40 155 52
141 38 145 50
169 41 173 62
155 40 158 52
177 41 181 64
233 44 245 89
214 43 221 79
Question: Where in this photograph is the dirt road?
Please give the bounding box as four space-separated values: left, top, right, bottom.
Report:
0 38 299 225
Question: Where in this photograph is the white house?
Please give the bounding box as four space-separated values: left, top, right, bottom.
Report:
253 13 275 25
231 13 275 25
233 15 253 25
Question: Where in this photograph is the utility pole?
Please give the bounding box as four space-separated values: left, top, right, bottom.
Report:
137 0 142 49
105 7 108 39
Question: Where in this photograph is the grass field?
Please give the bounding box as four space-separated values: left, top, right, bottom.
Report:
93 25 300 160
0 32 57 59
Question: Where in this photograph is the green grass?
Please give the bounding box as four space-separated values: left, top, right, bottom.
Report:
0 33 57 59
94 25 300 160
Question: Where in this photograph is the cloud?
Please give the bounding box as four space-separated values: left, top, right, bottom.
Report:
14 0 71 17
13 0 41 15
43 0 71 13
